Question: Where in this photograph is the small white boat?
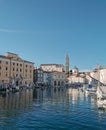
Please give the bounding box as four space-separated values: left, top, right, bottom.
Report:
84 84 96 95
85 89 96 95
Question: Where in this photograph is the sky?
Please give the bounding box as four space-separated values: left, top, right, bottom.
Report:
0 0 106 71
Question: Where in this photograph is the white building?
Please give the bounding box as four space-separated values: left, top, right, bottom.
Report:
100 69 106 84
67 74 85 84
50 71 66 87
40 64 65 72
90 67 106 85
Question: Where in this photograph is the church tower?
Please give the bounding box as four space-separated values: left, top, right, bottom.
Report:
65 53 69 74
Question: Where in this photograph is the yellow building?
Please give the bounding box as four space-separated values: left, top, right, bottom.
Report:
0 52 34 86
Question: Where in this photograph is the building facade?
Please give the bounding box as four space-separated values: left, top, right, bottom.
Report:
67 74 85 84
0 52 34 86
40 64 65 72
43 71 52 86
90 67 106 85
51 71 66 86
33 68 44 85
100 68 106 84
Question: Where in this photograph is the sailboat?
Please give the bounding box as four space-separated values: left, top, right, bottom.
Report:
96 67 106 109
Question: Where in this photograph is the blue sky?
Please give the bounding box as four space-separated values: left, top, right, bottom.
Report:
0 0 106 70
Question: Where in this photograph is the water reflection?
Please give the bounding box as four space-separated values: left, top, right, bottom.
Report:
33 87 68 104
0 88 69 111
0 88 87 110
67 88 79 105
0 87 104 113
0 90 33 110
0 87 106 129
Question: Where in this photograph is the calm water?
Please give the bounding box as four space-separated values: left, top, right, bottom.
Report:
0 87 106 130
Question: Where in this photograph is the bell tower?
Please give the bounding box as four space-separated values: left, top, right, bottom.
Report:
65 53 69 74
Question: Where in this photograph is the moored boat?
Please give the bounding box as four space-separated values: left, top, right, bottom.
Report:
84 84 97 95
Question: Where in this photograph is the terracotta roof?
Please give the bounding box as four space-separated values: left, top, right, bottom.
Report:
0 54 34 64
0 55 10 59
43 71 52 73
51 71 65 74
69 74 77 76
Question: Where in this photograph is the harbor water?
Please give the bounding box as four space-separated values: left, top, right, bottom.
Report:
0 87 106 130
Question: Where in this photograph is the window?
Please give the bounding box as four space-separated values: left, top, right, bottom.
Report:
6 67 8 71
13 68 15 71
0 66 1 69
6 61 8 64
13 63 15 65
0 60 2 64
17 63 18 66
26 65 27 68
16 68 18 72
16 74 18 77
20 69 22 72
20 64 22 67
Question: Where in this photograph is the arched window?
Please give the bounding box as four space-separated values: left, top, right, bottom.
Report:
54 81 57 86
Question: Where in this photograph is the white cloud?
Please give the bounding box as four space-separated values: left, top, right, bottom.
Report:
0 29 16 32
0 28 27 33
